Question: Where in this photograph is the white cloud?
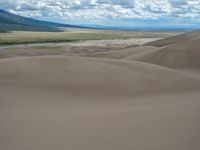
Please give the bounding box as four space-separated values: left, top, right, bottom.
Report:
1 0 200 22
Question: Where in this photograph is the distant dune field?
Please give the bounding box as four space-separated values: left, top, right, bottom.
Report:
0 30 200 150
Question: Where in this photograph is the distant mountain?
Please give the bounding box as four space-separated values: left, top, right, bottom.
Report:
0 9 86 32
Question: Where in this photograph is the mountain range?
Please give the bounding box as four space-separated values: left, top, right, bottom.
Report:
0 9 86 32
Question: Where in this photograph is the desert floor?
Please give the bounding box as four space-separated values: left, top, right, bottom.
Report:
0 30 200 150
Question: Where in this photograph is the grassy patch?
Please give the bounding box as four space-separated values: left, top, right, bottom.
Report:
0 30 180 45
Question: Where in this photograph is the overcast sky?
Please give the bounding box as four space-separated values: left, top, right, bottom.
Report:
1 0 200 29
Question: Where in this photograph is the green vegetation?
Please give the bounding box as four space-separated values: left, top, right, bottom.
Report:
0 30 179 45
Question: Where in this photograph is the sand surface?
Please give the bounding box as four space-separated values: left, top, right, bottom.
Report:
0 31 200 150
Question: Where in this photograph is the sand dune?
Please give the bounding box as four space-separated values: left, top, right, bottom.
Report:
0 55 200 150
146 30 200 47
1 30 200 150
83 46 159 59
127 36 200 74
0 56 200 98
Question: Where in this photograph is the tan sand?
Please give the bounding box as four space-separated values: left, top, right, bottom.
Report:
1 30 200 150
145 30 200 47
126 32 200 75
0 55 200 150
82 46 159 59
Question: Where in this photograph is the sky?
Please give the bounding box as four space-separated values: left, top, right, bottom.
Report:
0 0 200 30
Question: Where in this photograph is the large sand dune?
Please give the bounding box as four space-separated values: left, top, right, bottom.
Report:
0 56 200 98
128 39 200 68
1 31 200 150
125 32 200 75
146 30 200 47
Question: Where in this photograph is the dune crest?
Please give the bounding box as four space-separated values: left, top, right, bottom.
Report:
124 31 200 76
0 56 200 99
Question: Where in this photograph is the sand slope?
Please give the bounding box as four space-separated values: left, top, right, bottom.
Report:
0 56 200 98
1 30 200 150
146 30 200 47
0 56 200 150
127 37 200 74
83 46 159 59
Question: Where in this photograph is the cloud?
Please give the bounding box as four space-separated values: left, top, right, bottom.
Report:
1 0 200 23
